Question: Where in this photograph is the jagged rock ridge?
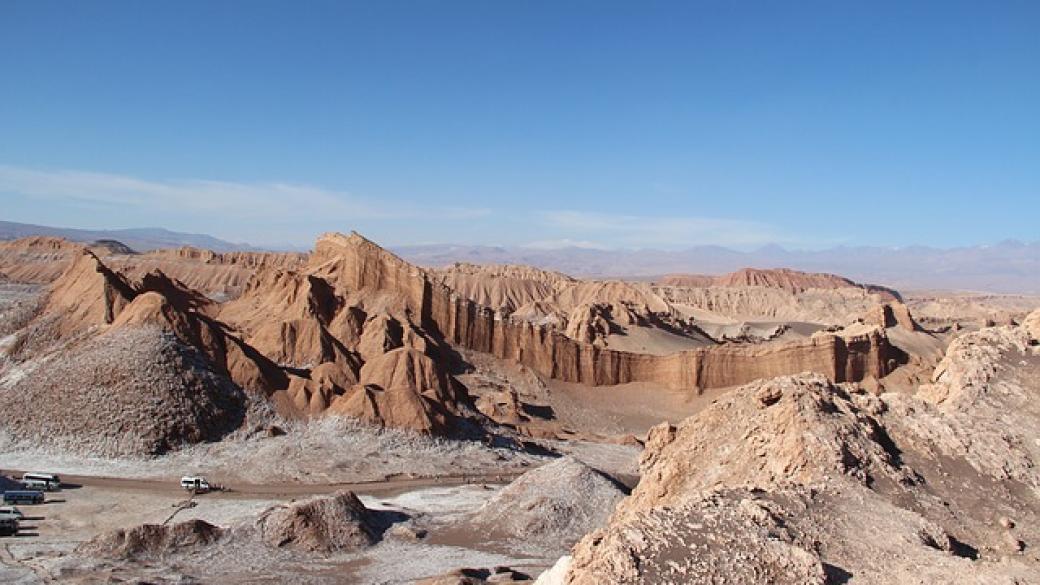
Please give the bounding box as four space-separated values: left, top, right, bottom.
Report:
1 231 916 452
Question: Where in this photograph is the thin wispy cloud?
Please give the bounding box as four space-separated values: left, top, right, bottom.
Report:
0 164 490 227
1 165 815 250
539 210 800 249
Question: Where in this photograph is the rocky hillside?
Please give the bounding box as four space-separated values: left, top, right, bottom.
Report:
0 327 250 457
662 267 900 299
0 231 929 454
0 236 82 283
467 456 626 554
546 311 1040 584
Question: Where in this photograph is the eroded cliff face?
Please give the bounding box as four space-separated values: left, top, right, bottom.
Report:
1 232 908 447
663 267 901 300
426 275 897 391
0 236 306 297
284 232 901 392
433 262 908 354
107 247 305 298
0 236 84 283
2 242 472 442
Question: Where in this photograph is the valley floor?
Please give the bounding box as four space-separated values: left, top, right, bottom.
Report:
0 425 639 584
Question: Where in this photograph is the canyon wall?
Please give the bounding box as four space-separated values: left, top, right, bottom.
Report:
428 281 894 390
319 233 898 392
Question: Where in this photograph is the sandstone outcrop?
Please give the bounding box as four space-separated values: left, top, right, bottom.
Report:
468 456 626 552
0 236 83 283
217 267 355 368
108 278 288 396
612 374 914 518
564 491 829 585
256 490 377 554
0 231 916 447
107 246 305 298
863 301 919 330
562 303 615 345
329 348 463 434
78 519 224 560
432 262 573 313
1023 308 1040 343
662 267 901 300
309 233 899 391
44 250 137 334
434 262 903 347
652 283 891 324
0 236 304 296
557 317 1040 584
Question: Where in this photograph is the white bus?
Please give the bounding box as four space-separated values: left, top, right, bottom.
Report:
180 476 212 493
21 473 60 491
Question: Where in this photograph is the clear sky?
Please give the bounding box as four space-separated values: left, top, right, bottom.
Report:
0 1 1037 250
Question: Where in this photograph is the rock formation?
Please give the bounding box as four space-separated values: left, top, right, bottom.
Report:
256 490 378 554
0 235 305 297
307 233 900 391
863 301 919 331
553 312 1040 584
0 326 249 456
44 250 137 333
0 230 920 449
432 262 574 313
0 236 83 283
328 347 463 434
217 266 354 368
77 490 384 567
78 519 224 560
468 456 626 552
662 267 901 300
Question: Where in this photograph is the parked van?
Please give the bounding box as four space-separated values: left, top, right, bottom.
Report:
3 491 45 505
21 478 51 491
0 517 17 536
180 476 211 493
0 506 23 519
21 473 60 491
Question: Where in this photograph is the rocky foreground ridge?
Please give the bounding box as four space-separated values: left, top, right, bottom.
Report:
537 311 1040 584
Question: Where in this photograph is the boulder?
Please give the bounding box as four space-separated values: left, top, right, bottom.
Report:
468 457 625 552
77 519 223 559
256 491 377 554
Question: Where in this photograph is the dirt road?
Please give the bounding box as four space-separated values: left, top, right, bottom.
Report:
1 468 525 500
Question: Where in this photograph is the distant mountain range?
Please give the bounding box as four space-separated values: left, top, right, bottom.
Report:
392 241 1040 294
2 220 1037 293
0 220 253 252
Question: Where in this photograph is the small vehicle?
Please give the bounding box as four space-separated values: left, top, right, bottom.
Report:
180 476 212 493
21 473 60 491
21 478 52 491
3 490 44 505
0 517 17 537
0 506 24 519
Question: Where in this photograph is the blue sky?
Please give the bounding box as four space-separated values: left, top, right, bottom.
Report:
0 1 1037 249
